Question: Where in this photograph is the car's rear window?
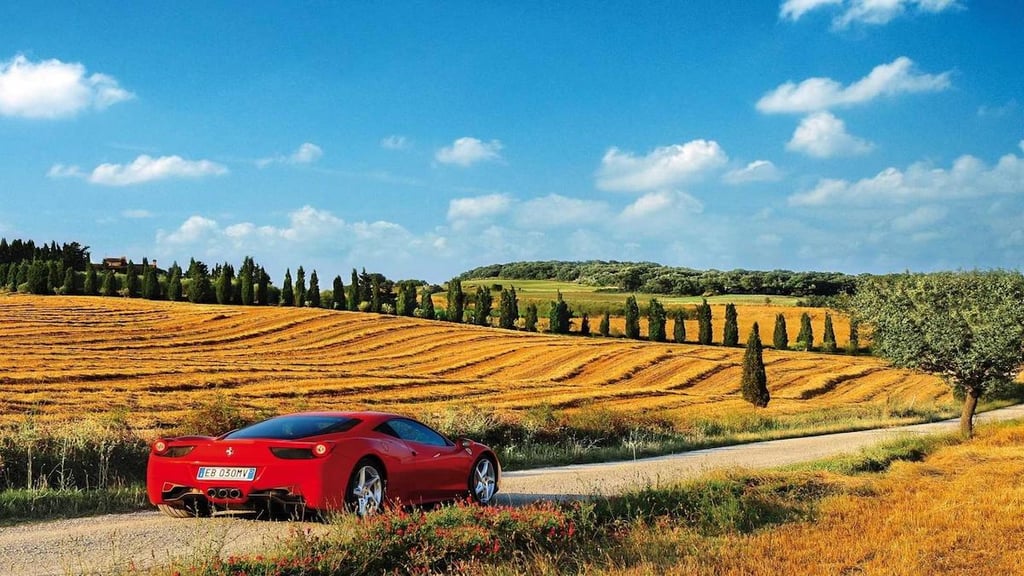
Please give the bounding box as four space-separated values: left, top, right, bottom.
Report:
224 415 360 440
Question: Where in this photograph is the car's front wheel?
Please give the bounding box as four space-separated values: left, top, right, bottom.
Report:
345 458 385 517
469 456 498 505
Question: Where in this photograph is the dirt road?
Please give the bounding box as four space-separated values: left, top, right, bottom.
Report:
3 405 1022 576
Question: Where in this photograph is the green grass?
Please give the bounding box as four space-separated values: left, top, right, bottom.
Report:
461 278 800 313
0 485 149 525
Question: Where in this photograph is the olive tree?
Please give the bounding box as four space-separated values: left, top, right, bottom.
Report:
851 271 1024 438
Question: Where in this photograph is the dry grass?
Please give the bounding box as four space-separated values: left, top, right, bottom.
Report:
602 421 1024 576
0 295 950 430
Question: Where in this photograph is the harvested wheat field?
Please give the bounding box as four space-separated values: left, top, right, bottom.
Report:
0 295 952 430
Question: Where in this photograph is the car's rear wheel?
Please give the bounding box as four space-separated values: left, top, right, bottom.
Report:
345 458 385 517
469 456 497 505
157 501 210 518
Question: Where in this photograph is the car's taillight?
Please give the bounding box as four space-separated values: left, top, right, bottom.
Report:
313 443 330 457
270 447 315 459
153 441 194 458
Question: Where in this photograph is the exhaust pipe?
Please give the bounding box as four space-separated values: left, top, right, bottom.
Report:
206 488 217 498
217 488 228 499
228 488 241 499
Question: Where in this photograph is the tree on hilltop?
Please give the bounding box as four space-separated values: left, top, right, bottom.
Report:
723 303 739 347
796 312 813 351
332 275 346 310
446 278 465 323
822 312 837 353
852 271 1024 437
740 322 770 407
773 313 788 350
647 298 667 342
673 309 686 343
295 266 306 307
624 295 640 340
698 299 713 345
308 270 321 308
280 268 294 306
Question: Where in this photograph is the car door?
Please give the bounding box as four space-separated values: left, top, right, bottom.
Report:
385 418 468 501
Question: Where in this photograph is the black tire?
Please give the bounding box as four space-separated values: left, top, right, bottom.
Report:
157 501 210 518
345 458 386 517
469 456 498 505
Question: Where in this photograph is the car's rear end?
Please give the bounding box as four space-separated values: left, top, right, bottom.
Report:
147 436 341 517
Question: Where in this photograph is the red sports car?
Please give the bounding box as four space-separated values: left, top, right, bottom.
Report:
147 411 500 518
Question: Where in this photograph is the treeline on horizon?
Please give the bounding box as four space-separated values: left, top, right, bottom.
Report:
459 260 860 297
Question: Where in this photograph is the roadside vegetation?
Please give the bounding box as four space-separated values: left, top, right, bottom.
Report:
149 419 1024 576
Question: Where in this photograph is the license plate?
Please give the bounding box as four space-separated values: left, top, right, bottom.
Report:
196 467 256 481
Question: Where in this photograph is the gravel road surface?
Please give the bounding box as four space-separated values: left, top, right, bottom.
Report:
3 405 1022 576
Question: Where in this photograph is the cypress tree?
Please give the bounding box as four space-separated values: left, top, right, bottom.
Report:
47 261 61 293
141 261 154 299
215 263 234 305
84 266 97 296
309 270 321 308
698 299 713 345
186 259 211 303
0 263 6 289
420 288 435 320
348 269 360 311
647 298 667 342
524 303 538 332
579 313 590 336
295 266 306 307
498 287 519 330
370 274 382 313
446 278 465 323
28 261 49 294
396 282 416 316
100 269 116 297
773 313 788 350
723 303 739 347
473 286 493 326
240 257 255 306
125 260 139 297
740 323 770 407
62 268 75 295
624 295 640 340
548 291 571 334
17 261 30 291
673 309 686 343
256 266 269 305
796 312 813 351
280 269 294 306
599 311 611 337
822 312 837 353
848 318 860 355
144 267 159 299
359 268 373 305
332 275 346 310
167 264 182 302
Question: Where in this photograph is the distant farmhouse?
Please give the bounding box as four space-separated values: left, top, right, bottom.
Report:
92 257 165 276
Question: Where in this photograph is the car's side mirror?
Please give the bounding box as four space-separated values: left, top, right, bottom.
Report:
459 438 472 449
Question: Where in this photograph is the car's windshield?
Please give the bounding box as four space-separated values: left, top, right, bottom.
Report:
224 415 360 440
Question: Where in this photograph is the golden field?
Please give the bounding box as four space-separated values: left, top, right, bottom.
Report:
604 421 1024 576
0 295 950 430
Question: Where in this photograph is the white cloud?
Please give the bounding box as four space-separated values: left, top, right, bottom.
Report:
780 0 961 27
70 155 228 186
786 112 872 158
515 194 611 229
257 142 323 167
381 135 410 150
435 137 503 166
160 215 220 244
890 205 948 231
619 191 703 222
121 209 154 219
780 0 842 21
0 54 133 119
447 194 511 223
596 140 728 192
789 145 1024 206
723 160 783 184
757 57 951 114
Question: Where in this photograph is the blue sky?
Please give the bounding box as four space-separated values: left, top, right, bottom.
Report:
1 1 1021 283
